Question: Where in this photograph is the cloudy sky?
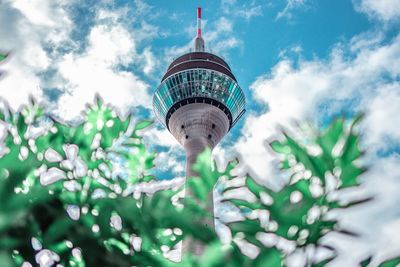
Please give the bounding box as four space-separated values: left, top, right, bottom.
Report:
0 0 400 265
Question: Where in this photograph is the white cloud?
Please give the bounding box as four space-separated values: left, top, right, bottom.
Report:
164 16 242 63
221 0 237 6
325 154 400 266
54 19 152 119
141 47 157 75
236 4 263 21
153 150 184 175
231 31 400 265
363 83 400 152
123 176 185 196
233 57 329 179
86 24 135 65
144 127 180 148
0 0 72 109
353 0 400 21
221 0 263 21
143 126 184 177
234 32 400 180
276 0 307 20
0 1 157 120
349 31 384 52
203 17 243 55
10 0 72 28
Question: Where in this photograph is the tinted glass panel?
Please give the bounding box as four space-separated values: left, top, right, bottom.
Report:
153 69 245 128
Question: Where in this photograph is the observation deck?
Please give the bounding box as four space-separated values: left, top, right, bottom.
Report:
153 51 246 131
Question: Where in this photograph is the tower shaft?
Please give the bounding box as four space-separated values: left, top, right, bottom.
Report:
182 139 213 255
152 6 246 259
169 103 230 255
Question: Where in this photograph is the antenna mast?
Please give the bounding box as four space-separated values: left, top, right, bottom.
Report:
194 7 205 52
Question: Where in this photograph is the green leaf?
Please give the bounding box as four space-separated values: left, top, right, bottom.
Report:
228 199 264 210
0 53 8 62
0 252 14 267
335 197 374 209
43 217 75 245
339 165 365 189
360 256 372 267
187 178 208 202
341 133 362 164
134 120 153 131
318 117 344 156
380 256 400 267
245 176 266 198
228 220 261 235
255 248 283 267
197 241 224 266
312 256 335 267
104 238 130 254
270 140 291 154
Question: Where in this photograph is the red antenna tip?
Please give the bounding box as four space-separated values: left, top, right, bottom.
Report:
197 7 202 37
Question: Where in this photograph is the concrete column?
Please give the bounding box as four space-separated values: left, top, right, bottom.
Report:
182 137 214 256
167 103 229 257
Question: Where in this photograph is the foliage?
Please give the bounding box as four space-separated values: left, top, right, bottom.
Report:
0 98 162 266
0 52 7 78
0 53 7 62
221 116 375 266
0 95 397 267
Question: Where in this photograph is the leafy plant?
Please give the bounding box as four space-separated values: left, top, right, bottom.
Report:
0 98 163 266
222 116 374 266
0 94 397 267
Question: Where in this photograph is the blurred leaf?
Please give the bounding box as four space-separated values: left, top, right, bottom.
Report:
228 199 264 210
196 241 224 266
270 140 291 154
312 256 335 267
360 256 372 267
0 252 14 267
318 117 344 156
245 176 267 198
255 248 282 267
134 120 153 131
0 53 7 62
43 217 75 245
333 197 374 209
380 256 400 267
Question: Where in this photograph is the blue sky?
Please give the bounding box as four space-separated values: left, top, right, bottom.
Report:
0 0 400 266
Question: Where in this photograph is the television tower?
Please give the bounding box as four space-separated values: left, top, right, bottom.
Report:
153 7 245 255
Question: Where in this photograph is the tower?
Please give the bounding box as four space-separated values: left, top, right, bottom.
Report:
153 7 246 255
